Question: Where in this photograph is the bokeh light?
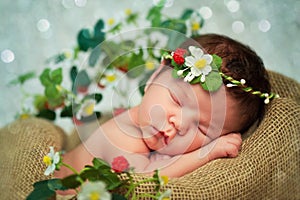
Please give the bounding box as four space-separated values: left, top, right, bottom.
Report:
232 20 244 33
226 0 240 13
37 19 50 32
258 19 271 32
74 0 87 7
199 6 213 19
1 49 15 63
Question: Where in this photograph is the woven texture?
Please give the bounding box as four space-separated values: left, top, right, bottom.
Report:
0 118 65 200
0 70 299 199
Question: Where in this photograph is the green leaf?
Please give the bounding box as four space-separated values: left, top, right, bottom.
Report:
47 97 64 109
60 105 73 118
47 179 68 191
40 68 63 86
108 23 122 34
36 109 56 121
102 175 122 190
92 158 110 169
46 53 67 64
77 19 105 52
45 85 60 99
61 174 82 189
51 68 63 85
112 193 127 200
212 54 222 70
172 68 179 79
33 95 47 111
9 71 36 85
26 179 57 200
146 4 164 27
75 70 91 87
180 9 194 20
70 65 78 83
94 19 105 38
126 13 139 25
190 76 201 84
160 19 187 34
40 68 52 87
201 71 223 92
77 29 92 51
127 49 145 78
89 46 101 67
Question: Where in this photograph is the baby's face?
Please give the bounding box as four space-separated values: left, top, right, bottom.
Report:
138 68 242 155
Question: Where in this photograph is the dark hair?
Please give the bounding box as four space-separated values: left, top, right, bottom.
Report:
181 34 271 132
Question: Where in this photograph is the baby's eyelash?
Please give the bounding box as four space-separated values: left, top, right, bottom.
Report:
169 91 181 106
198 126 207 135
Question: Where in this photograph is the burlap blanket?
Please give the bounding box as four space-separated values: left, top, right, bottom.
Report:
0 71 299 199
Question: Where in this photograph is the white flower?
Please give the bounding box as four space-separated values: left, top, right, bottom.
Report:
184 46 213 82
43 146 60 176
98 70 118 88
185 12 202 37
77 181 111 200
158 189 172 200
76 99 96 120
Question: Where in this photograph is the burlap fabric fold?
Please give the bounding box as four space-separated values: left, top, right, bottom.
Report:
0 118 65 200
0 71 299 199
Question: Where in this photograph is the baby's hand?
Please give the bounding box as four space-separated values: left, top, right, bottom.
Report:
201 133 242 161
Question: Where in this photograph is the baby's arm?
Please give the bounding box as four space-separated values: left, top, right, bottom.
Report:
145 133 242 177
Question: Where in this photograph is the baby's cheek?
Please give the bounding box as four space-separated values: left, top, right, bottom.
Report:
149 104 168 128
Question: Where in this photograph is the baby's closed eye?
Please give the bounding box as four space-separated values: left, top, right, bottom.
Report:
169 89 181 106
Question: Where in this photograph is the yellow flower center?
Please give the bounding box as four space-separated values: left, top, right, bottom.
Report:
43 155 52 166
20 113 30 120
125 8 132 15
64 51 72 59
89 191 100 200
191 22 200 31
160 175 169 185
145 61 155 70
162 198 170 200
83 103 95 116
107 18 115 26
105 74 116 82
194 58 207 69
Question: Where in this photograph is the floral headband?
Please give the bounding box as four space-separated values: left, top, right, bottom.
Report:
162 46 279 104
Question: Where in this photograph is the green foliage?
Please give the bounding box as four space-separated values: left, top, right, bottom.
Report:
40 68 63 86
39 68 64 108
11 3 205 124
27 157 168 200
36 109 56 120
126 48 145 78
26 179 66 200
72 69 91 94
146 4 164 27
9 72 35 85
212 54 222 70
200 55 223 91
77 19 105 52
201 71 223 92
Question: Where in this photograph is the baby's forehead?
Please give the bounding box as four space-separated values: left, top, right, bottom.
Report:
154 68 202 98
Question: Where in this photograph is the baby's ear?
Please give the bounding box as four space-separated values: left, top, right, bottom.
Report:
144 62 165 92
